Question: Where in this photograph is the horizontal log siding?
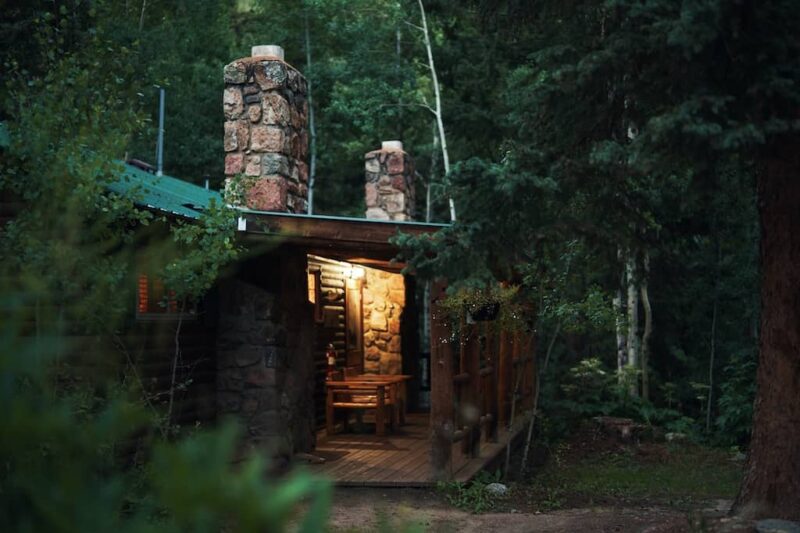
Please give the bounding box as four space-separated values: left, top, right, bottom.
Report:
308 255 350 427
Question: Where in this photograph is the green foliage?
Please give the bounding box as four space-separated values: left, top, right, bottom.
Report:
437 470 504 514
0 294 331 531
1 2 149 334
715 349 757 446
0 6 314 530
161 200 241 304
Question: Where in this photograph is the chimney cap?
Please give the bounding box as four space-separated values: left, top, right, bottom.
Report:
381 140 404 151
251 45 285 60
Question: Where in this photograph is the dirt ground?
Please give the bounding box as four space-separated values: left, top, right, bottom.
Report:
326 488 734 532
319 420 749 532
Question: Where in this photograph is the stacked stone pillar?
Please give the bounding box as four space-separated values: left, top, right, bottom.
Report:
364 141 415 221
223 45 309 213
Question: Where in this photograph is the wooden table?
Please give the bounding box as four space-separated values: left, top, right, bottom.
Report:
326 374 412 436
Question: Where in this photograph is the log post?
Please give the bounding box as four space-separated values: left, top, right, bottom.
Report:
465 323 482 457
486 325 499 441
430 281 455 480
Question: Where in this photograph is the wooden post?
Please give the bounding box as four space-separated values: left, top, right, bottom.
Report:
430 280 454 480
459 320 468 456
527 332 537 410
465 323 481 457
496 330 511 426
486 325 499 441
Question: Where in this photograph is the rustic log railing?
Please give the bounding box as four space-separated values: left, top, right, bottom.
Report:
429 283 537 480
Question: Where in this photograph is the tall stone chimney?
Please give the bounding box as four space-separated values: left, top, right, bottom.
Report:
223 45 309 212
364 141 415 221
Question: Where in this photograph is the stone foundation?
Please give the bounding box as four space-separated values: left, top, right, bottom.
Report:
362 268 405 375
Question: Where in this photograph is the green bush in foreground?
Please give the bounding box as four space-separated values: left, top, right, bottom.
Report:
0 293 331 532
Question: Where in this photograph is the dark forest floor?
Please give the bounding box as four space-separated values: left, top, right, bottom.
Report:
326 423 746 532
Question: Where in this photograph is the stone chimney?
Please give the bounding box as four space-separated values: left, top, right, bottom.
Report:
364 141 415 221
223 45 309 212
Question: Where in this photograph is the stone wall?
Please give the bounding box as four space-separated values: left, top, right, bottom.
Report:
362 268 405 375
364 144 415 221
223 53 309 213
216 251 315 459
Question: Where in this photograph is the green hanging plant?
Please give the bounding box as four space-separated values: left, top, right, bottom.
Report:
439 284 530 334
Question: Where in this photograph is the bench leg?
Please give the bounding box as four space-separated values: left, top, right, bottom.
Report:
376 387 386 436
326 389 335 436
388 385 399 432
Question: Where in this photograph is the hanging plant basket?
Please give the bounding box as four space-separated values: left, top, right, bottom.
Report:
468 302 501 322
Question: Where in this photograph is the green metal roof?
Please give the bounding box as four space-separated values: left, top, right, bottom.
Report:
109 163 222 219
109 162 450 230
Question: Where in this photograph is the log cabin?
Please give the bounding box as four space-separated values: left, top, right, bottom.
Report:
3 45 538 486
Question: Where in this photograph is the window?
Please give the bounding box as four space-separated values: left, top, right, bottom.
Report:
136 274 195 319
307 268 323 322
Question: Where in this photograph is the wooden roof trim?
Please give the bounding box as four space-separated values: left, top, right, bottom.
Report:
240 210 445 249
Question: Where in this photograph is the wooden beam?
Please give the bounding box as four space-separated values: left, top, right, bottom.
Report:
429 280 454 481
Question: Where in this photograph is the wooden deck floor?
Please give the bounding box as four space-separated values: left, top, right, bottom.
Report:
308 413 525 487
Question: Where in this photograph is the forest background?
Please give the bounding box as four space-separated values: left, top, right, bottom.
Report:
2 0 794 528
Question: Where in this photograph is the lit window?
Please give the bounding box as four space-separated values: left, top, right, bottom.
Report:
136 274 194 319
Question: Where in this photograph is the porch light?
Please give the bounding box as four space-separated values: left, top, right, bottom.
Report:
344 266 365 280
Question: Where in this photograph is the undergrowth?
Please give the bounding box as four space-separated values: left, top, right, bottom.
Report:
522 442 742 512
436 470 505 513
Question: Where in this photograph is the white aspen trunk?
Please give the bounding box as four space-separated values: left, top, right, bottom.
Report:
304 7 318 214
417 0 456 222
614 248 627 384
614 289 626 379
626 253 640 397
427 120 438 222
640 251 653 401
138 0 147 31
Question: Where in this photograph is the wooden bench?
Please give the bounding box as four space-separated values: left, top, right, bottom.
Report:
326 381 397 436
343 373 412 425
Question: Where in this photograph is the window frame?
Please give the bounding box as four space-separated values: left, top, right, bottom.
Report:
135 273 198 321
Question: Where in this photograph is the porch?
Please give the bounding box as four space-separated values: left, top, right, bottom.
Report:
304 279 536 486
310 413 529 487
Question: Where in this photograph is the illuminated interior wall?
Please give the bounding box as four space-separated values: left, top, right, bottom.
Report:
362 267 405 375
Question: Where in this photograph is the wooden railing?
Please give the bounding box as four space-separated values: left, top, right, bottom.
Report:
429 283 536 480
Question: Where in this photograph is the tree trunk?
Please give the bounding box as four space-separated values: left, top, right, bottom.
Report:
138 0 147 32
640 252 652 401
733 135 800 520
428 120 438 223
416 0 456 222
626 253 639 397
521 320 560 473
614 248 627 383
706 286 717 433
